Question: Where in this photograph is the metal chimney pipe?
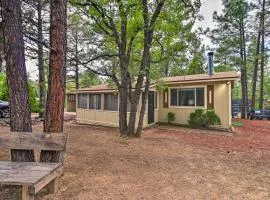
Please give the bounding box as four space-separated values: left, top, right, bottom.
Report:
207 51 214 75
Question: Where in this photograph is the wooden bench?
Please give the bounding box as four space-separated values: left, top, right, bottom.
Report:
0 132 68 200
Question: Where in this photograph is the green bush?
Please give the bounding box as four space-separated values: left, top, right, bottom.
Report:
188 109 221 128
205 110 221 127
167 112 175 124
0 73 40 112
0 73 9 101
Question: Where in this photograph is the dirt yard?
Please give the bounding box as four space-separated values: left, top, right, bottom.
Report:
1 119 270 200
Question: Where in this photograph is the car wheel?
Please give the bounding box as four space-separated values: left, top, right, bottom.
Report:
1 108 10 118
250 116 253 120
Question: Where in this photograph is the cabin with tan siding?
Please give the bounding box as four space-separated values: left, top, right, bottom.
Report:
67 71 239 130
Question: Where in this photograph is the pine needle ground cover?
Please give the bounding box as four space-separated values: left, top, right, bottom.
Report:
0 119 269 199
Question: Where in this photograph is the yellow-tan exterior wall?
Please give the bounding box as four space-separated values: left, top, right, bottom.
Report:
75 81 232 129
76 92 159 128
158 81 232 129
66 102 76 112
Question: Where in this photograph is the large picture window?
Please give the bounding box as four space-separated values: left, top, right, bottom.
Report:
104 93 118 111
78 94 88 109
170 87 205 107
89 94 101 110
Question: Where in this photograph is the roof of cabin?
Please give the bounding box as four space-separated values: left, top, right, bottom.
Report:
76 84 115 92
162 71 239 83
75 71 239 93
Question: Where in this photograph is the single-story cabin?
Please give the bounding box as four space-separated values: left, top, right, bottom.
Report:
67 71 239 129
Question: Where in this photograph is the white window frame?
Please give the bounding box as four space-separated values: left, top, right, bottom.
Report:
169 85 207 109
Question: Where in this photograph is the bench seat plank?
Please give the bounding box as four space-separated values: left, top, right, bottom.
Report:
0 161 62 186
0 132 67 151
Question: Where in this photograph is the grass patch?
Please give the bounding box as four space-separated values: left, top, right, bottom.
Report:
232 121 243 127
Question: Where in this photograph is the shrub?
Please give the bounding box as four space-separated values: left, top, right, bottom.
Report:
167 112 175 124
188 109 221 128
0 73 40 112
205 110 221 127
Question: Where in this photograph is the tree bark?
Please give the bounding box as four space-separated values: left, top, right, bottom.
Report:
136 69 150 136
127 0 164 135
0 24 3 72
2 0 34 161
42 0 67 162
0 5 3 73
251 27 261 109
259 0 265 109
118 56 129 136
239 21 248 118
37 0 46 118
74 28 79 89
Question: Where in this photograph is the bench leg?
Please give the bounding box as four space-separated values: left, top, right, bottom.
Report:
48 177 59 194
22 186 34 200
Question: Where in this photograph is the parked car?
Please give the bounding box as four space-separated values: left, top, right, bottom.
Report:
248 109 270 120
0 100 10 118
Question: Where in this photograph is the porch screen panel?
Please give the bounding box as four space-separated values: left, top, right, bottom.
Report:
104 93 118 111
78 94 88 109
67 94 76 102
178 88 195 106
89 94 101 110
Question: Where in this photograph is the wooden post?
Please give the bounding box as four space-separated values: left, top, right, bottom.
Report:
22 186 34 200
48 177 59 194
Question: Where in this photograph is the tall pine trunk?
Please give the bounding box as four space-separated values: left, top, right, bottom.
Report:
0 28 3 72
259 0 265 109
37 0 46 118
2 0 34 161
74 28 79 89
239 21 248 118
41 0 67 162
251 28 261 109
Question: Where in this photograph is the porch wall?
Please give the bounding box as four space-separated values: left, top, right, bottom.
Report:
76 96 151 128
66 101 76 112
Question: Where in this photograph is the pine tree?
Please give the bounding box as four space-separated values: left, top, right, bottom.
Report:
2 0 34 161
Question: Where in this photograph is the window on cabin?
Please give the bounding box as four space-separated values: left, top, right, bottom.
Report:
170 89 178 106
170 87 205 107
196 88 205 107
78 94 88 109
89 94 101 110
104 93 118 111
178 88 195 106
